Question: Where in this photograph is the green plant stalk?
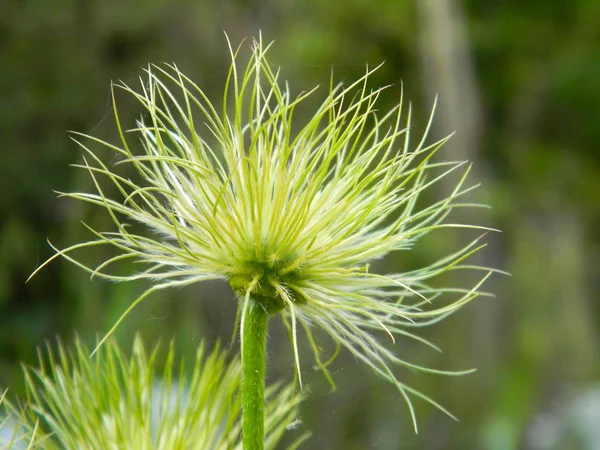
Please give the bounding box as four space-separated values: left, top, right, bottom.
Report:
243 300 269 450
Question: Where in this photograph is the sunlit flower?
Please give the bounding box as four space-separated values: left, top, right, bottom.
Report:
1 337 305 449
32 36 498 430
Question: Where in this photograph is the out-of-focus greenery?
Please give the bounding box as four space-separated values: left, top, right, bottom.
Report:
0 1 598 449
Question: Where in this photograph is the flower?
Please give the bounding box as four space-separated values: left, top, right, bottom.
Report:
1 336 306 449
32 35 498 431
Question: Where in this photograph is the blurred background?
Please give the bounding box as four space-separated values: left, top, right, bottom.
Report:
1 0 599 448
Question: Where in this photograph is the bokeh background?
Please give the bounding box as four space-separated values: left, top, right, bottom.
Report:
1 0 599 449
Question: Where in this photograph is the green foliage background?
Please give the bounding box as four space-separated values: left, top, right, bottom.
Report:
1 0 599 448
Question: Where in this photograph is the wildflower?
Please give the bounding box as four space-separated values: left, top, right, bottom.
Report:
1 337 306 449
31 35 498 432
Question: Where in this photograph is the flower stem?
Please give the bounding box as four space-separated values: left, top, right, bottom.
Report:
242 300 269 450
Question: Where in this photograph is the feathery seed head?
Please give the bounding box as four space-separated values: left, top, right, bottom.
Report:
33 35 500 430
1 337 306 449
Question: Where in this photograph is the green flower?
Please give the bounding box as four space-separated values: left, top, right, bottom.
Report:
1 337 305 449
32 35 498 431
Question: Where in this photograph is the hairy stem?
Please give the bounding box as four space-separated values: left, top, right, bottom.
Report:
242 300 269 450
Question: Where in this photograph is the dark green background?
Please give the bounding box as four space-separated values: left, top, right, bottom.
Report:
1 0 599 448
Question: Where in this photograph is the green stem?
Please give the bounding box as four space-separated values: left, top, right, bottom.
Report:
242 300 269 450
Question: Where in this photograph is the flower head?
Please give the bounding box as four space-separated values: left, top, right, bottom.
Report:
33 35 498 430
1 337 305 449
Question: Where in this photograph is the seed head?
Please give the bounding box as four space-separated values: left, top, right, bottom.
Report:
32 35 499 431
1 337 305 448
